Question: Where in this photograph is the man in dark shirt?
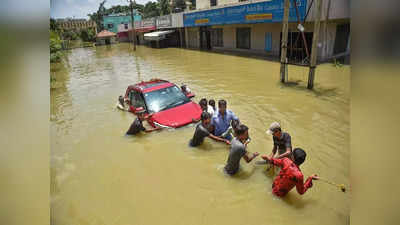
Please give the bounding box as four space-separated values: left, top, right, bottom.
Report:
266 122 292 159
261 148 319 197
190 111 231 147
224 124 259 175
126 107 161 135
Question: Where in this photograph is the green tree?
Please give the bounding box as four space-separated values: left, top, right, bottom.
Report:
50 30 63 63
88 1 145 31
80 28 96 42
158 0 170 16
171 0 186 13
143 1 160 18
87 0 107 31
105 5 130 14
130 2 144 14
50 18 59 31
62 30 79 40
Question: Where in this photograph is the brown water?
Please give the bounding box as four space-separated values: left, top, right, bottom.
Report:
50 43 350 225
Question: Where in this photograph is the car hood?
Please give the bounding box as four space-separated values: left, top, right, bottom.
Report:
151 102 202 128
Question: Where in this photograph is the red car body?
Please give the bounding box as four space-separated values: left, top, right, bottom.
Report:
124 79 201 128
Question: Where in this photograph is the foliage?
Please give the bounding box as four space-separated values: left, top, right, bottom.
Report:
88 1 145 30
62 30 79 40
332 58 343 68
158 0 170 16
80 29 96 42
50 18 60 32
50 30 63 63
87 0 107 31
143 1 160 18
171 0 186 13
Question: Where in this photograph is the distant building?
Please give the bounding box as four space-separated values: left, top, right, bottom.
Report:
103 12 141 34
57 18 97 33
117 23 132 42
96 30 117 45
183 0 350 63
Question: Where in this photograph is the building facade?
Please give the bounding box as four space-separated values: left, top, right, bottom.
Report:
184 0 350 63
103 13 142 34
57 18 97 33
152 13 185 48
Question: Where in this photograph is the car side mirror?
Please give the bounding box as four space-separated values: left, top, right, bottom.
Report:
133 107 146 114
181 84 195 98
186 93 195 98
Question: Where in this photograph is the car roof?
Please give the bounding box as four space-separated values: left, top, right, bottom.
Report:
126 79 176 94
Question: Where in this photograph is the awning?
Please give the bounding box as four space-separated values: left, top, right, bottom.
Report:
144 30 174 41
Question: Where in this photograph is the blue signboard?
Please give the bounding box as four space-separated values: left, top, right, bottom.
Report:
183 0 306 27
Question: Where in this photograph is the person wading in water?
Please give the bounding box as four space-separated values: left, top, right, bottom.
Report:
126 107 161 135
224 124 259 175
261 148 319 197
211 99 239 141
266 122 293 159
190 111 230 147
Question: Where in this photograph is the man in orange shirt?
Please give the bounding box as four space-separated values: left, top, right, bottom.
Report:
261 148 319 197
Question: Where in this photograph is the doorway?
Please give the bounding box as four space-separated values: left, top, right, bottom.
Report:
199 26 211 50
333 23 350 54
236 28 251 49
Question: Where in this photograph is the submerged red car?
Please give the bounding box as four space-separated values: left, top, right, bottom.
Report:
123 79 202 128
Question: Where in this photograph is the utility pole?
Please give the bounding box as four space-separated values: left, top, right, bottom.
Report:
323 0 331 61
129 0 137 51
279 0 290 83
307 0 323 89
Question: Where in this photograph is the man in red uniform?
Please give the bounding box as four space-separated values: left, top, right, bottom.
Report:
261 148 319 197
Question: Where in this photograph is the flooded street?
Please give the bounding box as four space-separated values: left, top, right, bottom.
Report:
50 43 349 225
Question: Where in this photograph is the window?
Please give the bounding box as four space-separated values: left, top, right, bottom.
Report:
107 23 114 29
210 0 217 7
211 28 223 47
124 23 128 29
129 91 146 109
236 28 251 49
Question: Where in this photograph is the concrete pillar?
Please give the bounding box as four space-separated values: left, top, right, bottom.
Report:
179 28 184 48
185 27 189 48
308 0 323 89
279 0 290 83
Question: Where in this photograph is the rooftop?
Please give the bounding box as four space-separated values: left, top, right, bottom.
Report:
96 30 117 38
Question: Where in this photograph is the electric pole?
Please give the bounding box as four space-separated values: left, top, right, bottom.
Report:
279 0 290 83
128 0 137 51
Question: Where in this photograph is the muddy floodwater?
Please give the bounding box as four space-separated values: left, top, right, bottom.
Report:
50 43 350 225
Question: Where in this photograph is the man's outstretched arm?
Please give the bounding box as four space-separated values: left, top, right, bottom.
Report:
243 152 259 163
295 174 318 195
208 134 230 145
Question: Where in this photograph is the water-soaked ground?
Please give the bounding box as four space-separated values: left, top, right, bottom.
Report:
50 43 350 225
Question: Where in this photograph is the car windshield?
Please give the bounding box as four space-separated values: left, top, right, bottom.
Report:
143 85 190 113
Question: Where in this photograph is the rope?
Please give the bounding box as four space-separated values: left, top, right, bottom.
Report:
318 177 347 193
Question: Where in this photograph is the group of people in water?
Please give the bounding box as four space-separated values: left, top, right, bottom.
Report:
124 97 319 197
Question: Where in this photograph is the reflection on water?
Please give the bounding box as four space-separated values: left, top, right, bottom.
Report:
51 43 350 225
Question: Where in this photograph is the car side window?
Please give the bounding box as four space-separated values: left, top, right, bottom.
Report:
130 91 146 109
